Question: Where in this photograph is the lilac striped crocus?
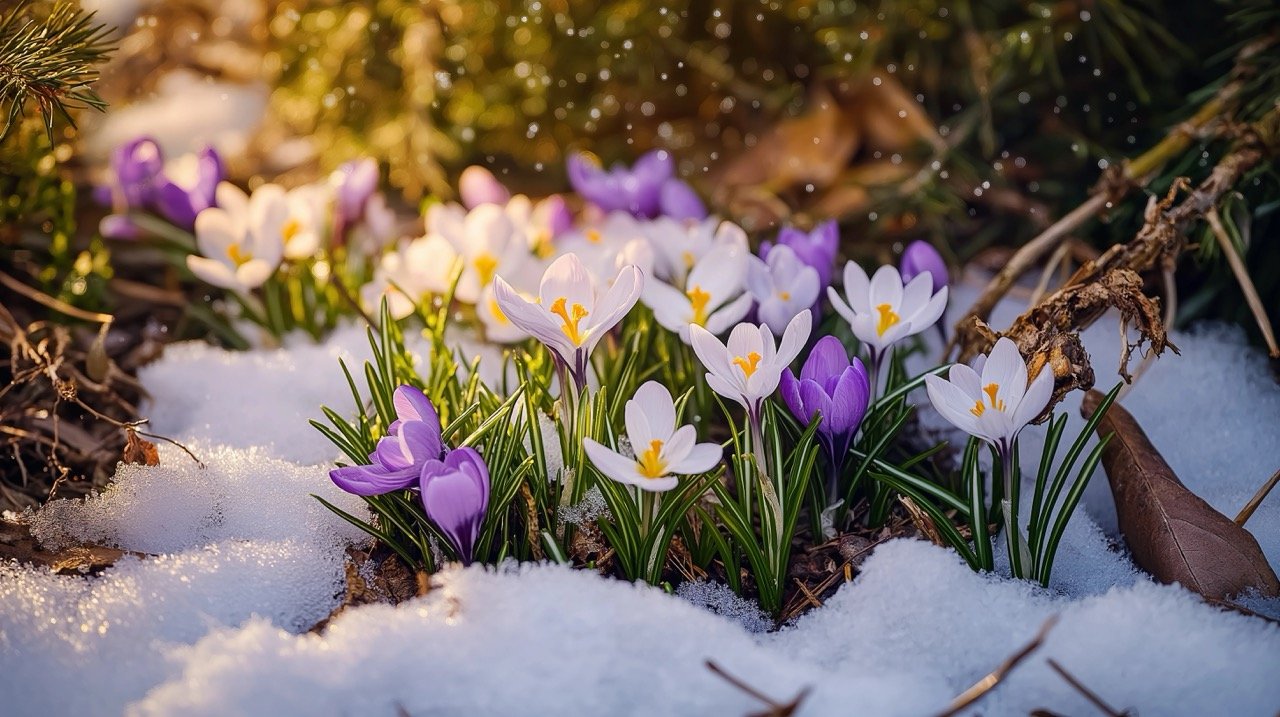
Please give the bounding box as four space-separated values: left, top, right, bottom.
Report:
151 146 223 228
329 385 445 496
97 137 223 236
760 220 839 292
419 447 490 565
779 336 870 499
567 149 707 220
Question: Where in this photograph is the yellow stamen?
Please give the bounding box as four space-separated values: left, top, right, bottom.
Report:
488 297 509 325
687 285 711 325
681 250 696 269
282 218 302 247
875 303 900 336
970 382 1007 417
473 252 499 286
531 229 554 258
637 439 667 479
550 296 590 345
732 351 762 378
585 229 603 244
226 244 251 267
778 291 791 301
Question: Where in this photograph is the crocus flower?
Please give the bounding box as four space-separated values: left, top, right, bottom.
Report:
827 261 948 388
760 220 839 291
900 240 948 294
186 182 285 292
361 234 458 320
419 447 490 565
151 146 224 229
746 244 821 336
689 310 811 420
925 336 1053 578
583 381 722 492
459 165 512 208
779 336 870 497
103 136 164 210
329 158 379 245
658 179 708 221
642 239 753 342
492 253 643 389
567 149 672 219
330 385 445 496
924 337 1053 454
428 202 533 304
644 218 747 287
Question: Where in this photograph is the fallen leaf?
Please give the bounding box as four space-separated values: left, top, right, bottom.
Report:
1082 391 1280 599
122 428 159 466
0 520 142 575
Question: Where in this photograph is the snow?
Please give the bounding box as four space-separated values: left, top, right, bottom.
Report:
1 285 1277 715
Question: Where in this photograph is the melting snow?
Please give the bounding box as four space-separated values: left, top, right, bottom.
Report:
1 287 1277 715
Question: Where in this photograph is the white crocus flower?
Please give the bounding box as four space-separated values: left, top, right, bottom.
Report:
746 244 820 336
361 234 458 319
642 240 753 342
583 381 722 492
644 217 747 286
827 261 948 356
277 184 330 260
187 182 285 292
492 252 642 388
689 310 811 418
924 337 1054 452
429 202 532 304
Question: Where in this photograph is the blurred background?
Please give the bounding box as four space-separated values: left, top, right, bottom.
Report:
1 0 1278 506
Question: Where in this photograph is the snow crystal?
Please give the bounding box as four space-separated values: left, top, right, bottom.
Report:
676 579 772 633
559 485 611 526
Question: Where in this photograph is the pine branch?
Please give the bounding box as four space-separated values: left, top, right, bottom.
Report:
0 0 115 144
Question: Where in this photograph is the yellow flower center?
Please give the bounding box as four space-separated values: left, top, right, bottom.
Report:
732 351 762 378
875 303 900 336
531 229 554 258
636 439 667 479
778 290 791 301
687 285 711 325
681 250 696 269
586 229 603 244
474 252 499 286
282 218 302 247
550 296 590 345
970 382 1007 417
488 297 509 325
226 243 251 267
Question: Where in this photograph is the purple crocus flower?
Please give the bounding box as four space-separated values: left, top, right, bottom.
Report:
106 136 164 209
658 179 708 221
459 165 512 208
900 240 948 294
330 158 380 245
151 145 223 228
329 385 445 496
419 447 490 565
760 220 839 291
779 336 871 498
568 149 701 219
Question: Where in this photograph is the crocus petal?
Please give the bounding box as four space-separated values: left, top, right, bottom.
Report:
585 264 643 348
629 381 676 443
393 385 437 425
901 240 948 293
703 293 754 336
798 379 834 429
925 374 985 442
186 255 239 290
841 261 872 314
584 438 652 489
670 442 722 475
330 463 418 496
774 310 812 367
983 337 1028 406
459 165 511 208
659 179 707 220
1012 362 1055 429
801 336 852 384
779 369 806 423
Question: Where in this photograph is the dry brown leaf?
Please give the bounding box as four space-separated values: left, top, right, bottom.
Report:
1083 391 1280 600
122 428 159 466
0 519 141 575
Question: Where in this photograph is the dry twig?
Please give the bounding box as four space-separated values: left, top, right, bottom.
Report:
705 660 811 717
1046 659 1131 717
932 616 1059 717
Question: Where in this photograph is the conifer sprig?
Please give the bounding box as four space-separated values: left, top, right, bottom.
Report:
0 1 114 143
